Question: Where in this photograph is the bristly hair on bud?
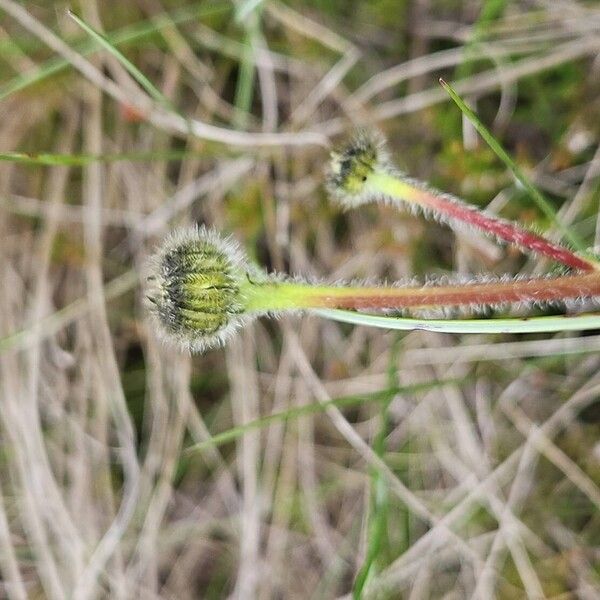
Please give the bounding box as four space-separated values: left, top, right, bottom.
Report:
326 129 391 206
145 225 255 353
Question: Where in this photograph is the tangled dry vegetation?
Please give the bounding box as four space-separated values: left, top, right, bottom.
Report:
1 1 599 598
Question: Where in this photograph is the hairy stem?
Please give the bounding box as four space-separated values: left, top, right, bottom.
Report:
368 171 597 272
243 272 600 312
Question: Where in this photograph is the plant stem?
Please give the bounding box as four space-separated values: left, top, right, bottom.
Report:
440 78 592 255
368 171 597 272
242 272 600 312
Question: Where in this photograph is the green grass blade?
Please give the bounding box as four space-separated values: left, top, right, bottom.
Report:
439 78 590 255
314 308 600 334
353 338 403 599
1 53 73 101
232 2 264 129
0 149 208 166
67 10 172 109
0 3 229 103
233 29 256 129
235 0 265 22
455 0 508 80
185 378 459 455
0 152 94 166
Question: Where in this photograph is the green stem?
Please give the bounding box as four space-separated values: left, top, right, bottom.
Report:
241 271 600 313
353 338 402 598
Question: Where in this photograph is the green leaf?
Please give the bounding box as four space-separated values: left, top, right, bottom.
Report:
185 378 459 455
314 308 600 334
0 149 207 166
0 3 229 102
67 10 173 109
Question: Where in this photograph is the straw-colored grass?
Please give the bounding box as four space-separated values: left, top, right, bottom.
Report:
1 1 599 598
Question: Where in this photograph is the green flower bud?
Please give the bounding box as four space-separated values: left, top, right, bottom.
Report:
144 226 600 353
146 226 253 352
326 129 389 206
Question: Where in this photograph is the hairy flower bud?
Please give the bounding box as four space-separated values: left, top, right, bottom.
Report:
326 129 389 206
146 226 253 352
326 130 597 272
145 227 600 354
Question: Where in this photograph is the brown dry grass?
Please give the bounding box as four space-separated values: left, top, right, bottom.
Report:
0 1 599 598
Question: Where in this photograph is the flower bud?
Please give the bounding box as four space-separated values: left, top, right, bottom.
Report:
146 226 252 352
326 129 389 206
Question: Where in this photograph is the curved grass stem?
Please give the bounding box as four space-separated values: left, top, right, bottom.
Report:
439 77 592 256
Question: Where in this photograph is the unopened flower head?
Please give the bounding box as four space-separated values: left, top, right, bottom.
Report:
146 226 254 352
325 130 598 272
326 129 390 206
145 227 600 354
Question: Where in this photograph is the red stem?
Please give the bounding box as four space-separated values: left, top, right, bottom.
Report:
311 272 600 310
423 192 595 272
